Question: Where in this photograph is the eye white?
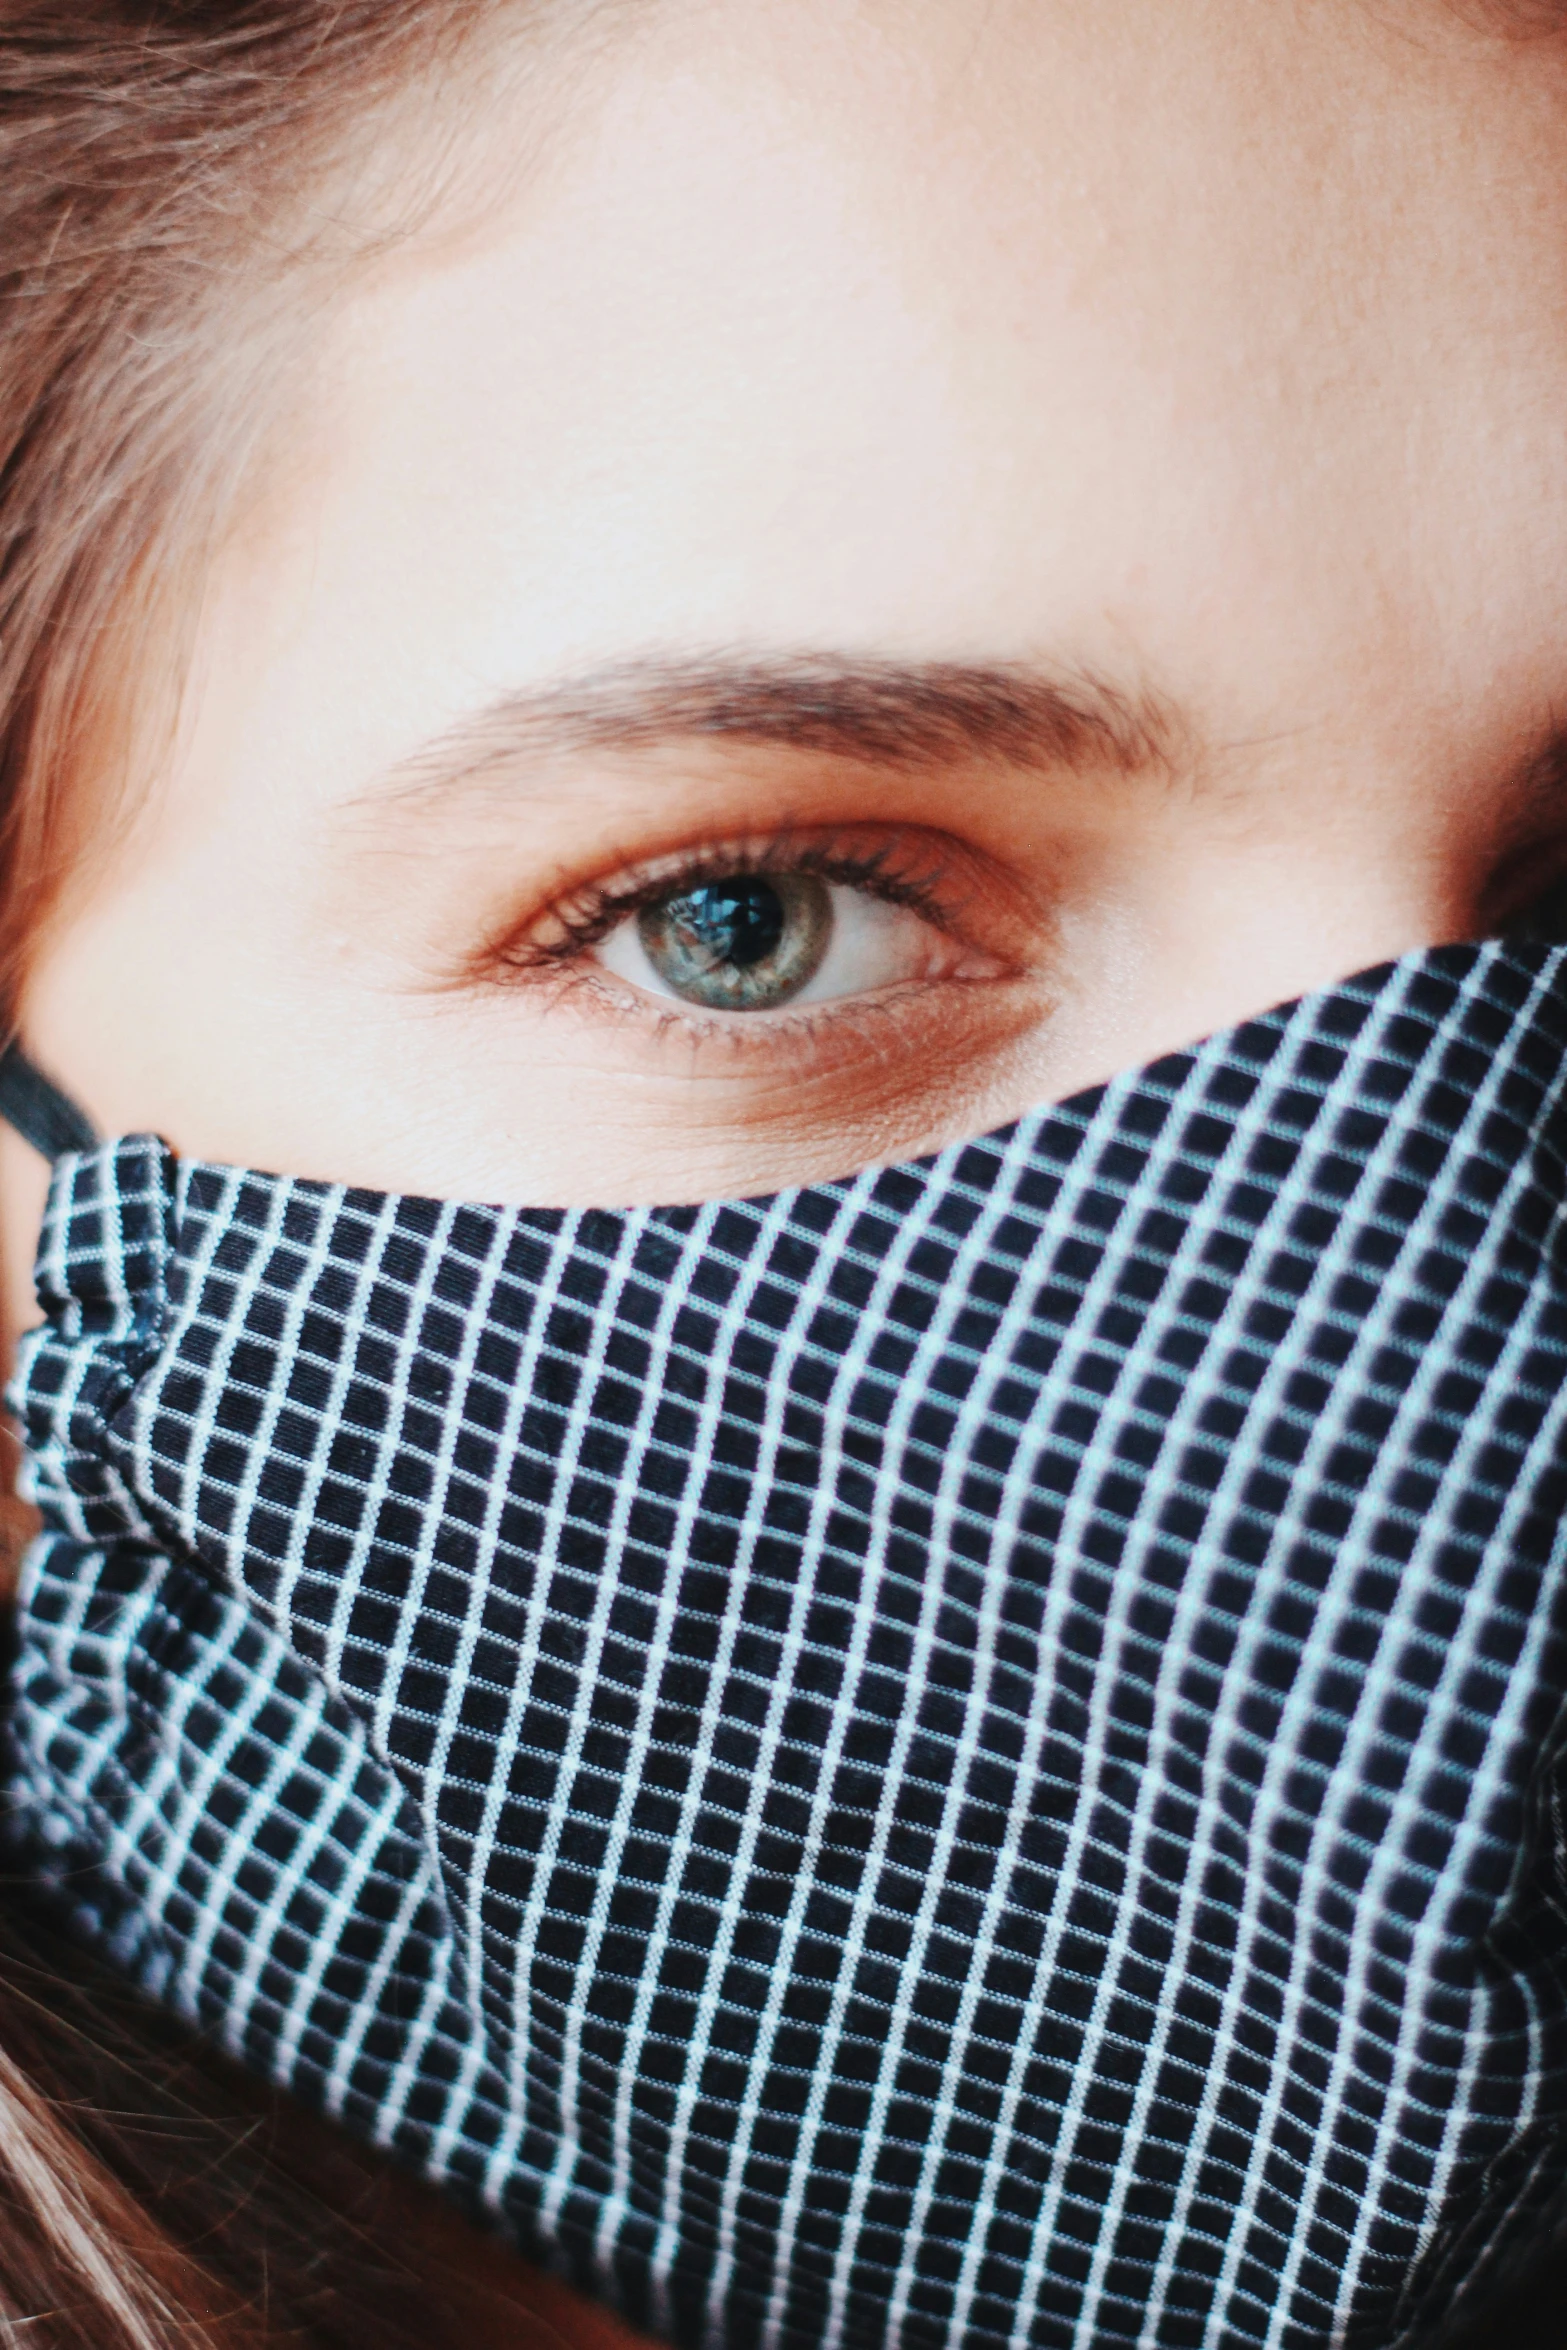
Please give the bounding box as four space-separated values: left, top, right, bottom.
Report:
594 881 959 1008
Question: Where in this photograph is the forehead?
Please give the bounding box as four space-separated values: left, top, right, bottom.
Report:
220 0 1567 797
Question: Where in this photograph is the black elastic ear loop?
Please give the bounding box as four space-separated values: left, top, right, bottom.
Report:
0 1042 99 1161
1507 881 1567 946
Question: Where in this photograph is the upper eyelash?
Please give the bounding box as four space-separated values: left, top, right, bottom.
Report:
495 833 962 972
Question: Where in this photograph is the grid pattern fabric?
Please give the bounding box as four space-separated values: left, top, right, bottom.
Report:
7 940 1567 2350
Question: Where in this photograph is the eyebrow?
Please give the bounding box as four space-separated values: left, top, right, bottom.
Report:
376 652 1187 804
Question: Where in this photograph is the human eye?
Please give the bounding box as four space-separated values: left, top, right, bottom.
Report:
442 819 1057 1191
489 832 1014 1035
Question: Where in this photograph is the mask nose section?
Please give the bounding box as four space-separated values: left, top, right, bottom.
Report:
6 939 1567 2350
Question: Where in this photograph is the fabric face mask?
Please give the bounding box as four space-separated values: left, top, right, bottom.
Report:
4 938 1567 2350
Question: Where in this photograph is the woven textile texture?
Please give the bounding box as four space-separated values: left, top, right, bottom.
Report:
6 941 1567 2350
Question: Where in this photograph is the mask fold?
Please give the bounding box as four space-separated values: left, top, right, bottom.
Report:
6 941 1567 2350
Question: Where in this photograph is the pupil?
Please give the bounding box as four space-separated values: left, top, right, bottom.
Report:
636 870 833 1011
676 880 785 970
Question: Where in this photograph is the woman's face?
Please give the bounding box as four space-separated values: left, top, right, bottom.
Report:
12 0 1567 1234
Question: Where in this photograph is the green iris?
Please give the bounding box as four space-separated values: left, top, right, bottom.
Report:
638 874 833 1010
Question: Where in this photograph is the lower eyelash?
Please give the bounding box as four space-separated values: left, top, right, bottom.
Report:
500 938 989 1060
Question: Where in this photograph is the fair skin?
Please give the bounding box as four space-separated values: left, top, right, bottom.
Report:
5 3 1567 2333
7 0 1567 1301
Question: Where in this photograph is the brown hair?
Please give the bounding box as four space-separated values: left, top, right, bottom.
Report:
0 1881 507 2348
7 2 1567 2343
0 6 563 2339
0 0 546 1020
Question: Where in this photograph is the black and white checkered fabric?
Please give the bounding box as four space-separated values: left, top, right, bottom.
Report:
7 940 1567 2350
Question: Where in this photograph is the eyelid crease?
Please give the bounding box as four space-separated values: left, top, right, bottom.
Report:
513 834 963 963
